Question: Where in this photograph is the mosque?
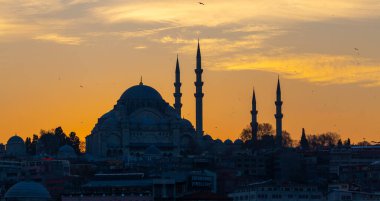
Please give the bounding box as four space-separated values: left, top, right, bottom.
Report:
85 41 206 159
85 40 285 159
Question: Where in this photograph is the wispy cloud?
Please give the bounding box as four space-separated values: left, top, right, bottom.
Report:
1 0 380 87
213 53 380 86
93 0 380 26
33 34 83 45
134 45 147 49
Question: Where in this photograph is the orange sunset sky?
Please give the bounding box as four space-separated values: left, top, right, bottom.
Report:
1 0 380 144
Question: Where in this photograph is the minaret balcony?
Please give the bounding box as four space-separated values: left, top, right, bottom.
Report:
195 69 203 74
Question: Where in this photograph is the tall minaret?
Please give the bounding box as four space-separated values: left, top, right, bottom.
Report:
251 87 258 142
173 55 182 116
194 39 204 135
275 77 283 147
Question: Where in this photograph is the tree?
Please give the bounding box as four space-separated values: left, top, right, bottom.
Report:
344 138 351 147
54 127 67 147
30 134 38 155
282 130 294 147
357 141 371 146
68 132 81 154
337 139 343 147
79 141 86 153
240 123 293 148
258 123 274 138
240 123 275 142
240 126 252 142
25 137 32 154
39 131 60 155
307 132 341 149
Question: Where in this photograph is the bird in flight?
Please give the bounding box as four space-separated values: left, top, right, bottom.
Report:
198 2 205 5
80 85 84 88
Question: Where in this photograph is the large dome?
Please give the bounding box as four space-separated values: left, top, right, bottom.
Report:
119 83 163 102
4 181 51 200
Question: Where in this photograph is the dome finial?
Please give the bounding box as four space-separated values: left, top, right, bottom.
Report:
139 76 143 85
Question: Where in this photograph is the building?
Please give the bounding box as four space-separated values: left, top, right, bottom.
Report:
86 42 206 160
62 194 153 201
229 181 324 201
0 160 22 189
328 190 380 201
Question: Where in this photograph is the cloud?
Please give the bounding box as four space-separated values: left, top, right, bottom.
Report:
134 45 147 49
213 53 380 86
33 34 83 45
93 0 380 27
157 30 282 56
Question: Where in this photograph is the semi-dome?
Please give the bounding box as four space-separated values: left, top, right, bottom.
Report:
203 135 213 141
119 83 163 102
7 135 24 145
4 181 51 200
181 119 194 129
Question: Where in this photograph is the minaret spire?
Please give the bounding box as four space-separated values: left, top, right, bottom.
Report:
140 76 143 85
275 76 283 147
195 39 204 135
251 87 258 142
174 54 182 117
300 128 309 150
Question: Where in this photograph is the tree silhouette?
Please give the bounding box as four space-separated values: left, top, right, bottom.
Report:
357 141 371 146
240 126 252 142
37 127 83 155
25 137 32 154
68 132 81 154
307 132 341 149
240 123 293 147
282 130 294 147
258 123 274 138
31 134 38 155
344 138 351 147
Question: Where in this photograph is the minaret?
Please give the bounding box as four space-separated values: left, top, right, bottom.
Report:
173 55 182 116
275 77 283 147
251 87 258 142
194 39 204 135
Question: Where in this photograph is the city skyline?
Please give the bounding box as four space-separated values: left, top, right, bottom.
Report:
1 0 380 143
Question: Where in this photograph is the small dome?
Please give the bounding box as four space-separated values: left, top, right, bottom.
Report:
224 139 233 145
6 135 26 157
119 84 162 102
203 135 213 141
234 139 243 145
7 135 24 145
5 181 51 200
215 139 223 144
58 145 76 158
